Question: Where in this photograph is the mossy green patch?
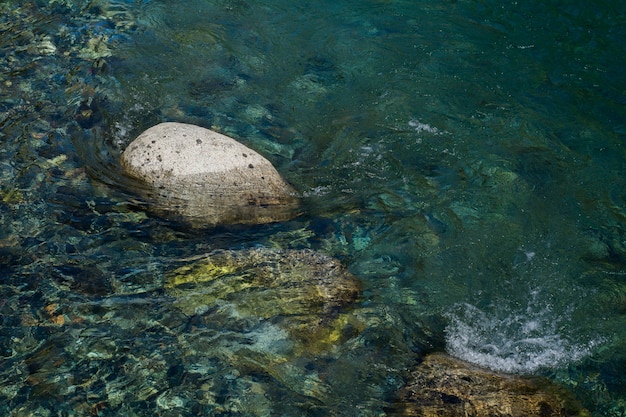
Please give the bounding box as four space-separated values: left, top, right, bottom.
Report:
165 260 238 288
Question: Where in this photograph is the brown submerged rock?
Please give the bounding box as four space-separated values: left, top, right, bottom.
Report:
120 122 299 226
391 353 589 417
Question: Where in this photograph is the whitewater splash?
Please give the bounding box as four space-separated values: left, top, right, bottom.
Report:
444 291 597 374
408 119 445 135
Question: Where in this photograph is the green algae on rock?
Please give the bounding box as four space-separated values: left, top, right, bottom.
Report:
390 353 590 417
165 248 362 350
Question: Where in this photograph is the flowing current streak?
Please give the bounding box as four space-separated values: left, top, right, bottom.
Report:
444 293 596 374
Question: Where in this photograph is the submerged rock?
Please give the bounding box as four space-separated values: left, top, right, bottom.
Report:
120 122 299 226
391 353 589 417
165 248 362 351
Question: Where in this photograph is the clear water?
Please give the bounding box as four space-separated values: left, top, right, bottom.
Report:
1 0 625 415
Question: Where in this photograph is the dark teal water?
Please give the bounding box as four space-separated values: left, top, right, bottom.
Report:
1 0 625 415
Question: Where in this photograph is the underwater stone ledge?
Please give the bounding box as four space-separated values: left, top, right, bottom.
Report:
390 352 590 417
165 247 363 353
120 122 300 226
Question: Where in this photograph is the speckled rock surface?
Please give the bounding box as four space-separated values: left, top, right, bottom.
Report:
121 122 299 225
391 353 589 417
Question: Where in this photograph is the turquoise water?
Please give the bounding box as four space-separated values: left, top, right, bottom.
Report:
1 0 625 415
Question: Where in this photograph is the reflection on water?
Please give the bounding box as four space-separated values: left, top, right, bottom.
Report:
1 0 626 415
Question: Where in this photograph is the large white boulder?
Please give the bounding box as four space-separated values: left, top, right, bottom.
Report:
121 122 299 226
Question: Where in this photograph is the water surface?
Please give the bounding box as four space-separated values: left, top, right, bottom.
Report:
1 0 625 415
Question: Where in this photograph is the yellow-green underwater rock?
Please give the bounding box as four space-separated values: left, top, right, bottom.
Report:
165 248 362 350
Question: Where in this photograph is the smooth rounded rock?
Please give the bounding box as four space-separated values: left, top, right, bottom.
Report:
120 122 299 226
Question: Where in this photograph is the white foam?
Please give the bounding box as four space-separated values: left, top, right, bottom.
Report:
408 119 444 135
302 186 331 197
113 121 130 148
444 299 596 374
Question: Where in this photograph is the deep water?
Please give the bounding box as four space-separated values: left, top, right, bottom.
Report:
1 0 625 415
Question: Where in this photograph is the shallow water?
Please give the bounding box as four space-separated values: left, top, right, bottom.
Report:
1 0 625 415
